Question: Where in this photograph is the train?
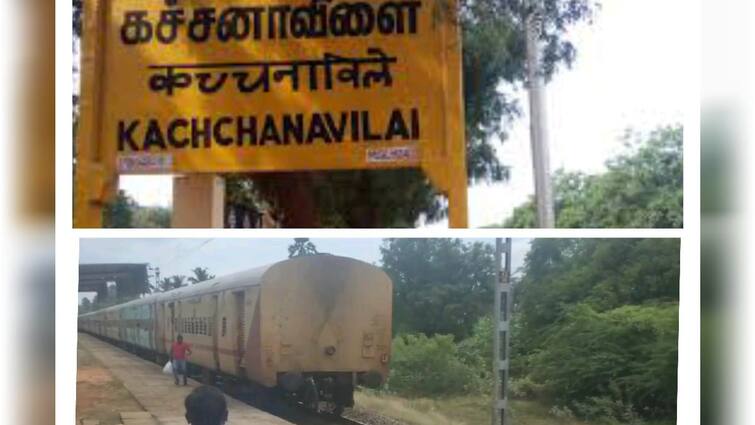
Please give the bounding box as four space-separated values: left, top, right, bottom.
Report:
78 254 393 415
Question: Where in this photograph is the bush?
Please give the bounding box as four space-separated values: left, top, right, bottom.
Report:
457 315 494 392
528 303 678 419
387 333 480 397
509 376 546 399
548 405 575 420
572 396 643 425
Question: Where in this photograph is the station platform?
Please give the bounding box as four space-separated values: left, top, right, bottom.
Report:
77 333 292 425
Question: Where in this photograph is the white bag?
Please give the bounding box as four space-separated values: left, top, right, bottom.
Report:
162 360 173 375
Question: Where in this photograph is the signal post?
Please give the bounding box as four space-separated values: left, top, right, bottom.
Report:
493 238 513 425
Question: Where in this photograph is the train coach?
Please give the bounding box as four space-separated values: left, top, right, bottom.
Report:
79 254 392 414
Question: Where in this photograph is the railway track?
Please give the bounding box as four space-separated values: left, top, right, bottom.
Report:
264 403 406 425
268 407 369 425
219 385 396 425
216 381 372 425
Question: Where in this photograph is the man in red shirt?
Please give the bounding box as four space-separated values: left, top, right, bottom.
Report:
171 334 192 385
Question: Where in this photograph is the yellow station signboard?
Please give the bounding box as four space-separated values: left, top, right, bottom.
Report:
76 0 467 227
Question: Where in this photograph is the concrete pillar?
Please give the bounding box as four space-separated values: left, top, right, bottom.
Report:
172 174 225 228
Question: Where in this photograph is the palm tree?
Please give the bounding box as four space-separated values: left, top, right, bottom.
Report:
188 267 216 284
157 275 187 292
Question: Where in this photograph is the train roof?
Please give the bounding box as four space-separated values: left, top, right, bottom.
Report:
78 254 379 317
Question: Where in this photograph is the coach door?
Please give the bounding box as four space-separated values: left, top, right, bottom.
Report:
168 302 176 348
118 310 125 342
234 291 246 371
156 303 165 353
212 294 220 370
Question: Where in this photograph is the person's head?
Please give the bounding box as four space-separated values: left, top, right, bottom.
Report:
177 334 183 343
185 386 228 425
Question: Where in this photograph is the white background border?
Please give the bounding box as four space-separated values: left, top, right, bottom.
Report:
44 1 710 425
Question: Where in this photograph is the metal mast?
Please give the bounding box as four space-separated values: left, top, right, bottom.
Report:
525 4 556 227
493 238 513 425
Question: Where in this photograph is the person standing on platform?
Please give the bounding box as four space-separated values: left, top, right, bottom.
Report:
171 334 192 386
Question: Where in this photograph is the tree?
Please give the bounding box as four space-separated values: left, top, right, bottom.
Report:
101 190 170 228
102 190 136 228
288 238 319 258
74 1 597 227
243 1 596 226
155 275 186 292
80 297 92 313
503 125 683 228
511 239 680 422
132 206 171 228
513 239 680 349
380 238 495 339
188 267 215 284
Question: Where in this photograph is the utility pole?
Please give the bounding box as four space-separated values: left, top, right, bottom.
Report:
493 238 513 425
148 266 161 292
525 4 556 228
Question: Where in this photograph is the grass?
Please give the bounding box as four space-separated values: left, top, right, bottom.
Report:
355 390 481 425
354 391 675 425
508 400 592 425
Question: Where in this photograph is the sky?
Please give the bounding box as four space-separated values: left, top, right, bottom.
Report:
117 0 686 227
78 238 531 302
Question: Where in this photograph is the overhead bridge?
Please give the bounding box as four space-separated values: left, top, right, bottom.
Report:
79 263 150 300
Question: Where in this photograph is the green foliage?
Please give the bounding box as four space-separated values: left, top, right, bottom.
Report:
215 1 594 226
380 238 495 339
529 303 678 419
132 206 171 228
512 239 680 423
102 190 136 228
571 396 643 425
287 238 319 258
79 297 93 313
188 267 215 284
514 239 680 343
387 316 503 398
456 315 494 392
154 275 186 292
102 190 171 228
509 376 546 399
73 0 596 226
504 126 683 228
387 333 480 397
